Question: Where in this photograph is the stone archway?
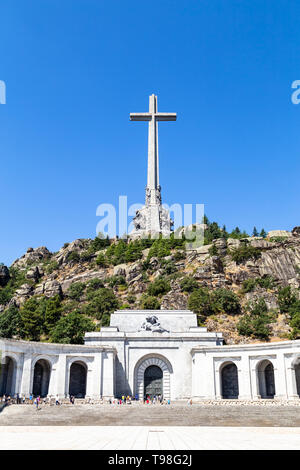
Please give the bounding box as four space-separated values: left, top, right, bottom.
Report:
134 355 172 400
293 359 300 397
257 360 276 398
0 356 16 396
69 361 87 398
144 365 163 398
32 359 51 397
221 362 239 399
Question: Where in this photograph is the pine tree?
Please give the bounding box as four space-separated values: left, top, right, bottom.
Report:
260 228 267 238
20 297 43 341
252 226 259 237
44 295 62 334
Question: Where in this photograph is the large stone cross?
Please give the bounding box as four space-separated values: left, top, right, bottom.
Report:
130 94 176 206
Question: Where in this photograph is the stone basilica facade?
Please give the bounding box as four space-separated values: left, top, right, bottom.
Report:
1 309 300 401
1 95 300 403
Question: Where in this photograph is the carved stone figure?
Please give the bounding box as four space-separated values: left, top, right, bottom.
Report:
139 315 169 333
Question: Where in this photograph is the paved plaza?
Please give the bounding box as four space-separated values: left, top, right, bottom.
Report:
1 402 300 449
0 425 300 450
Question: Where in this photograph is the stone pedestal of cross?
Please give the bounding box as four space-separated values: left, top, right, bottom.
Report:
130 94 177 235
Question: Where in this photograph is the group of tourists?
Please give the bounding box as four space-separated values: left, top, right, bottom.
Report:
107 394 170 405
1 394 174 406
144 394 170 405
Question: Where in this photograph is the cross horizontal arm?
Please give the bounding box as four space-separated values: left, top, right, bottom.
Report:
155 113 177 121
130 113 152 121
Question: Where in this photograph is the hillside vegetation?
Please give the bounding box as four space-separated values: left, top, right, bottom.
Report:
1 220 300 345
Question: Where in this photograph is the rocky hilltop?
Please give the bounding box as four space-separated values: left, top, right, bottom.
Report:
1 224 300 345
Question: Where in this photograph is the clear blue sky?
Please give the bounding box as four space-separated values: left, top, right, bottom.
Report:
1 0 299 266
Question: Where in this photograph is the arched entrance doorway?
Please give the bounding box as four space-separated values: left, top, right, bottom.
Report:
144 365 163 399
257 360 275 398
221 362 239 399
294 362 300 397
69 362 87 398
134 355 172 400
0 356 16 396
32 359 51 397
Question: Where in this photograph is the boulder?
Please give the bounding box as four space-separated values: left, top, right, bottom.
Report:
0 265 10 287
267 230 292 239
113 264 127 277
125 262 142 283
161 291 188 310
26 266 42 282
13 283 34 305
55 239 89 265
227 238 241 249
60 270 107 293
12 246 51 268
292 227 300 237
43 280 62 298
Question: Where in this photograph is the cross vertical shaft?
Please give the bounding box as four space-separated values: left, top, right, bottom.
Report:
130 94 176 207
130 94 176 235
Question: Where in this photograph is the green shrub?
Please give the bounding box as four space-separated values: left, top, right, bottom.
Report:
277 286 298 314
188 288 213 317
241 276 275 294
120 303 131 310
66 251 80 263
160 260 177 275
89 234 110 252
20 297 44 341
147 278 170 297
229 244 261 264
237 298 274 340
107 275 127 288
208 244 218 256
124 241 143 262
256 276 275 290
188 288 241 318
173 250 186 261
127 294 136 304
211 288 241 315
241 279 257 293
95 252 108 267
50 311 95 344
44 259 59 274
44 295 62 334
67 282 86 301
86 278 104 293
80 250 94 262
0 305 22 338
0 267 26 306
289 310 300 339
84 288 119 320
106 240 128 265
180 276 198 293
139 295 161 310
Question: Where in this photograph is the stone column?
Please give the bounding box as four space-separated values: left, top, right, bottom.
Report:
215 362 222 400
15 357 24 396
85 362 93 398
286 364 299 399
237 356 252 400
274 353 288 399
192 352 215 400
20 354 32 397
89 353 102 399
250 363 260 400
101 350 115 399
55 354 67 399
